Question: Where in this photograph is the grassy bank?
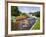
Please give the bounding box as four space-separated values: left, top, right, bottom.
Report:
31 18 40 30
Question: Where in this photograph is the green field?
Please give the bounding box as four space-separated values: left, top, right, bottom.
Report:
31 18 40 30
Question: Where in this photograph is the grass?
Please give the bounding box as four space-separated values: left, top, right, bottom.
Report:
31 18 40 30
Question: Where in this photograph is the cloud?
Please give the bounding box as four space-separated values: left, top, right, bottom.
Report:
18 6 40 13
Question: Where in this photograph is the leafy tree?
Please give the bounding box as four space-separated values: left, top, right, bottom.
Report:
21 13 28 16
32 11 40 17
11 6 21 16
35 11 40 17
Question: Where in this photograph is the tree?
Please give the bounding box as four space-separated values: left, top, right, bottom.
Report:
11 6 21 16
35 11 40 17
21 13 28 16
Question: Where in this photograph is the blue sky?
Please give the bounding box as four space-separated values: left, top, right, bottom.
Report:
18 6 40 13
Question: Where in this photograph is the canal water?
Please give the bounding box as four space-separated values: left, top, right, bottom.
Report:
18 17 37 30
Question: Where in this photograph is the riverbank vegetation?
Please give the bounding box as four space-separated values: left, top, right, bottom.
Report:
31 18 40 30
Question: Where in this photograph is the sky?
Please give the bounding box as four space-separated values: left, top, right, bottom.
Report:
18 6 40 13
